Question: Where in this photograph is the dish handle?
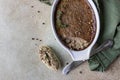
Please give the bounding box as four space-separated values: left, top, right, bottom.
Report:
68 47 92 61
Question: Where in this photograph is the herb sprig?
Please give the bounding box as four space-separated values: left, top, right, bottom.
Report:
56 10 68 28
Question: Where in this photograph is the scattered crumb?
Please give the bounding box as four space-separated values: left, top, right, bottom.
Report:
31 6 34 8
32 38 42 41
42 22 45 25
66 62 69 65
79 71 82 74
38 11 40 13
35 44 38 46
36 38 39 40
32 38 35 40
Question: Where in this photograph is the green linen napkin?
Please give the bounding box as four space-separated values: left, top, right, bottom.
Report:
39 0 120 71
39 0 53 6
88 0 120 71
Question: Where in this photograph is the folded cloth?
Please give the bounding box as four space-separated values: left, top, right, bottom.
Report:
88 0 120 71
39 0 54 6
39 0 120 71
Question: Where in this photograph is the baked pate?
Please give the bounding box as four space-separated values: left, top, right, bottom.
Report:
55 0 96 51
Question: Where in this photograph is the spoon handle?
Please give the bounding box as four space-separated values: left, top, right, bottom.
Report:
91 39 113 56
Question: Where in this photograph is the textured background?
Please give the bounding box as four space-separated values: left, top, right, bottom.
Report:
0 0 120 80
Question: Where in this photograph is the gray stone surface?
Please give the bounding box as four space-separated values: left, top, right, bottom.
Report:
0 0 120 80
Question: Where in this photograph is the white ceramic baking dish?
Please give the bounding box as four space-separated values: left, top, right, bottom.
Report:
51 0 100 61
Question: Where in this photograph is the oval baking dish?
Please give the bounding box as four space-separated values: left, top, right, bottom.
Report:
51 0 100 61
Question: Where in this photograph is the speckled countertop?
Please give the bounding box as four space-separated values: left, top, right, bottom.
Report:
0 0 120 80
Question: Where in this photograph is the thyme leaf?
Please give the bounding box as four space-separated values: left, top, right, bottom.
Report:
56 10 68 28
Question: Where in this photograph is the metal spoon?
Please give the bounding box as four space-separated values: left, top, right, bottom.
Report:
62 39 113 75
